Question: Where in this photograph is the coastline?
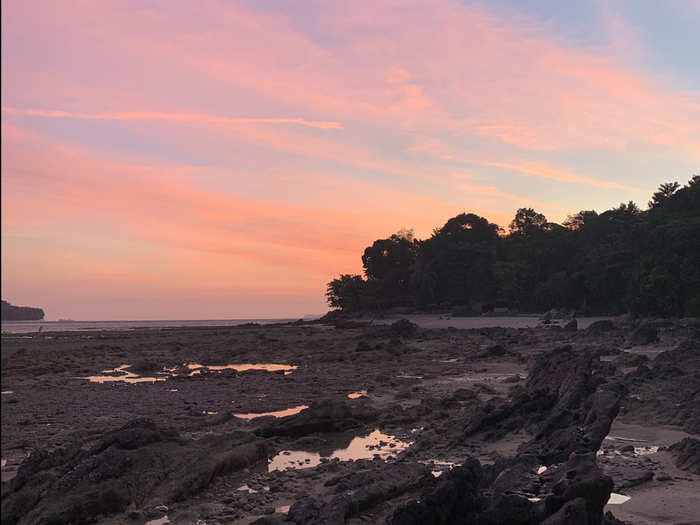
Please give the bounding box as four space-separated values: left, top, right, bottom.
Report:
2 318 698 524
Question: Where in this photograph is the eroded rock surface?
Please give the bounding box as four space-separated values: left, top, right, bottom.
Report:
1 419 267 525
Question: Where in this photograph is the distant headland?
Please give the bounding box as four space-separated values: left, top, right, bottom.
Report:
1 300 45 321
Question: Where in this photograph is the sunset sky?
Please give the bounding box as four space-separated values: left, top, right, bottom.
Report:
2 0 699 320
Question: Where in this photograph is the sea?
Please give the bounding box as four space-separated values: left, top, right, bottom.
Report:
0 318 313 334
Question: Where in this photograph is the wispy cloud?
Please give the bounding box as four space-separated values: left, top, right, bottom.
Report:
1 107 343 130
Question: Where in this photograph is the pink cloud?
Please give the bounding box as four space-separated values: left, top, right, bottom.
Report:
1 107 343 130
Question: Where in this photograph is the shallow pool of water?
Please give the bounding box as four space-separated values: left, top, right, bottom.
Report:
268 429 412 471
82 365 165 384
233 405 308 420
347 390 368 399
187 363 297 376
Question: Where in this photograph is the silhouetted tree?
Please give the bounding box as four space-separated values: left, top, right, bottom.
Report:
509 208 547 235
326 177 700 316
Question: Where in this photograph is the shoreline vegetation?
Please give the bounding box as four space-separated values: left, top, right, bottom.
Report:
327 177 700 318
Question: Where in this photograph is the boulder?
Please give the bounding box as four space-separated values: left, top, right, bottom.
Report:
256 399 377 438
628 324 659 345
667 438 700 474
564 319 578 331
388 459 483 525
586 320 615 334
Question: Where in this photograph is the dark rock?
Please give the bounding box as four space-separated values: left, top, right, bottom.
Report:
390 319 418 338
612 353 648 368
587 320 615 334
667 437 700 474
615 469 653 490
544 453 613 525
564 319 578 332
478 493 539 525
388 459 482 525
542 497 588 525
287 498 322 523
356 341 372 352
465 347 624 463
482 344 508 357
256 399 377 438
131 361 160 375
628 324 659 345
280 463 429 525
452 388 477 401
1 420 268 525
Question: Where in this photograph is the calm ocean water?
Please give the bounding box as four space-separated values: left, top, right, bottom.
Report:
0 318 302 334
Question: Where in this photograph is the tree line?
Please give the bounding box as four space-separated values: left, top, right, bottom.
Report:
326 177 700 317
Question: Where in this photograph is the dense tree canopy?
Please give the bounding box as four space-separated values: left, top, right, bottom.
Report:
326 177 700 316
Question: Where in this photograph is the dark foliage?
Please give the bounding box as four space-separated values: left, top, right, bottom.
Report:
326 177 700 316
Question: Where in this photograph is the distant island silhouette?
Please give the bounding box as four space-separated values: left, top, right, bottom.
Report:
1 300 45 321
327 177 700 317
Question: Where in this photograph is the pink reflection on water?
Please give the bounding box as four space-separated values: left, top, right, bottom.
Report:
233 404 308 420
347 390 368 399
267 429 412 471
187 363 297 375
82 364 165 384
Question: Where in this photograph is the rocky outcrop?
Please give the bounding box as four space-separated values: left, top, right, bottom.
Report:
1 419 268 525
586 320 615 334
253 462 430 525
667 438 700 474
256 399 377 438
628 323 659 345
1 300 44 321
389 459 483 525
387 453 616 525
623 338 700 434
465 346 624 464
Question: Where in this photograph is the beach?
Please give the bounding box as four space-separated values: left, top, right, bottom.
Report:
2 316 698 524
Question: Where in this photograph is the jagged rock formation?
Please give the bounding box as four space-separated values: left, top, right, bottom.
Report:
1 419 268 525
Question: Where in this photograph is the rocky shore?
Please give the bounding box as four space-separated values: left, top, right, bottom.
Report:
2 317 699 524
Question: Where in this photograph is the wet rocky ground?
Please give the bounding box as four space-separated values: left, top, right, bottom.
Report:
1 316 699 524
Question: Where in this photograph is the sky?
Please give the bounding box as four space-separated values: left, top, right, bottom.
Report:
2 0 699 320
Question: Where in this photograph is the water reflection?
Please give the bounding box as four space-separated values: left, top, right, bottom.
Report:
347 390 368 399
187 363 296 375
268 429 412 471
82 362 297 383
234 405 308 420
82 365 165 384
